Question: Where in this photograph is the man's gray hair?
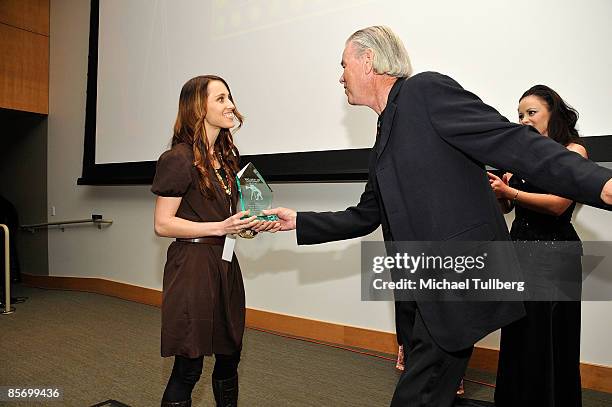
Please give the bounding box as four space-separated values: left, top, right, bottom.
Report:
347 26 412 78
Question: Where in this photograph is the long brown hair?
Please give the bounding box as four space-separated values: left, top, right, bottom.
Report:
171 75 243 199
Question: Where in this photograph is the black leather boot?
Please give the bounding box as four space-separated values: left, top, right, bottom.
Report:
160 399 191 407
212 374 238 406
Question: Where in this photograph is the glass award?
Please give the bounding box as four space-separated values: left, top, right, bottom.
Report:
236 162 279 222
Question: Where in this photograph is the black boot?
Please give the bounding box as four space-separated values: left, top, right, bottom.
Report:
212 374 238 406
160 399 191 407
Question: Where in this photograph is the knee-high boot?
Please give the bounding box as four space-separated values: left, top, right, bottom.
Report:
212 374 238 406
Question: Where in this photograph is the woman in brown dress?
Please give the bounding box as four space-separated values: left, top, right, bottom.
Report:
152 75 277 407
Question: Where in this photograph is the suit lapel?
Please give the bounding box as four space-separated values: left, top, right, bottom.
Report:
376 78 406 158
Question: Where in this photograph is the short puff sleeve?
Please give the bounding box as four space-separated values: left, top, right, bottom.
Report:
151 146 193 197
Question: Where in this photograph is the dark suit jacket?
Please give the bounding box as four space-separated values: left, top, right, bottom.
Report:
296 72 612 352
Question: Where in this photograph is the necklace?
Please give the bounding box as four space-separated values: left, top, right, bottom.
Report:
213 166 232 196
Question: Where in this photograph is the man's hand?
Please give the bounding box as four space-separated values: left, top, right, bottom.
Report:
262 207 297 231
602 179 612 205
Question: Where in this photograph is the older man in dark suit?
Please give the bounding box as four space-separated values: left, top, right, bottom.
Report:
264 26 612 407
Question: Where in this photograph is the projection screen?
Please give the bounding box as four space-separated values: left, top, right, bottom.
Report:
79 0 612 184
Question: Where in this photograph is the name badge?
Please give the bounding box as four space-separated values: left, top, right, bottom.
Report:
222 234 237 262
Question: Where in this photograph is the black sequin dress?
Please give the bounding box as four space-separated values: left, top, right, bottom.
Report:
509 176 579 242
495 176 582 407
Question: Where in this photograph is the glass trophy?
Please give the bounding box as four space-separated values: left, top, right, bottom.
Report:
236 162 279 222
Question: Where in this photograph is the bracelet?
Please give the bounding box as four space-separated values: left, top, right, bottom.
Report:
512 189 520 203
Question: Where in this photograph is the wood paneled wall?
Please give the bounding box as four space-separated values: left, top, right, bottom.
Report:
0 0 49 114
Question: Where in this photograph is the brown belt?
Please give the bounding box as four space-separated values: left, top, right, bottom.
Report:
176 237 225 245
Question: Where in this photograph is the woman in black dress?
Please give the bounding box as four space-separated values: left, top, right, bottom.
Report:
152 75 278 407
488 85 587 407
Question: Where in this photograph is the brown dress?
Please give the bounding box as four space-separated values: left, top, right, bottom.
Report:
151 143 245 358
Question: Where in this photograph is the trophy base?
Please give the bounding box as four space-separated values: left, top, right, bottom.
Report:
241 214 279 222
257 214 279 222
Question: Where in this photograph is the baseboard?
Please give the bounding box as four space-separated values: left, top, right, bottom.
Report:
245 307 399 354
22 273 162 306
21 273 611 393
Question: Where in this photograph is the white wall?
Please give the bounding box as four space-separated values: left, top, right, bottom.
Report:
48 0 612 366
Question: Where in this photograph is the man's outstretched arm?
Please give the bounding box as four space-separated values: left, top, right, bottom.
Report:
265 176 381 245
418 72 612 209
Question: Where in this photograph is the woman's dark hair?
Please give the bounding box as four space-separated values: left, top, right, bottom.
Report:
172 75 243 199
520 85 582 146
